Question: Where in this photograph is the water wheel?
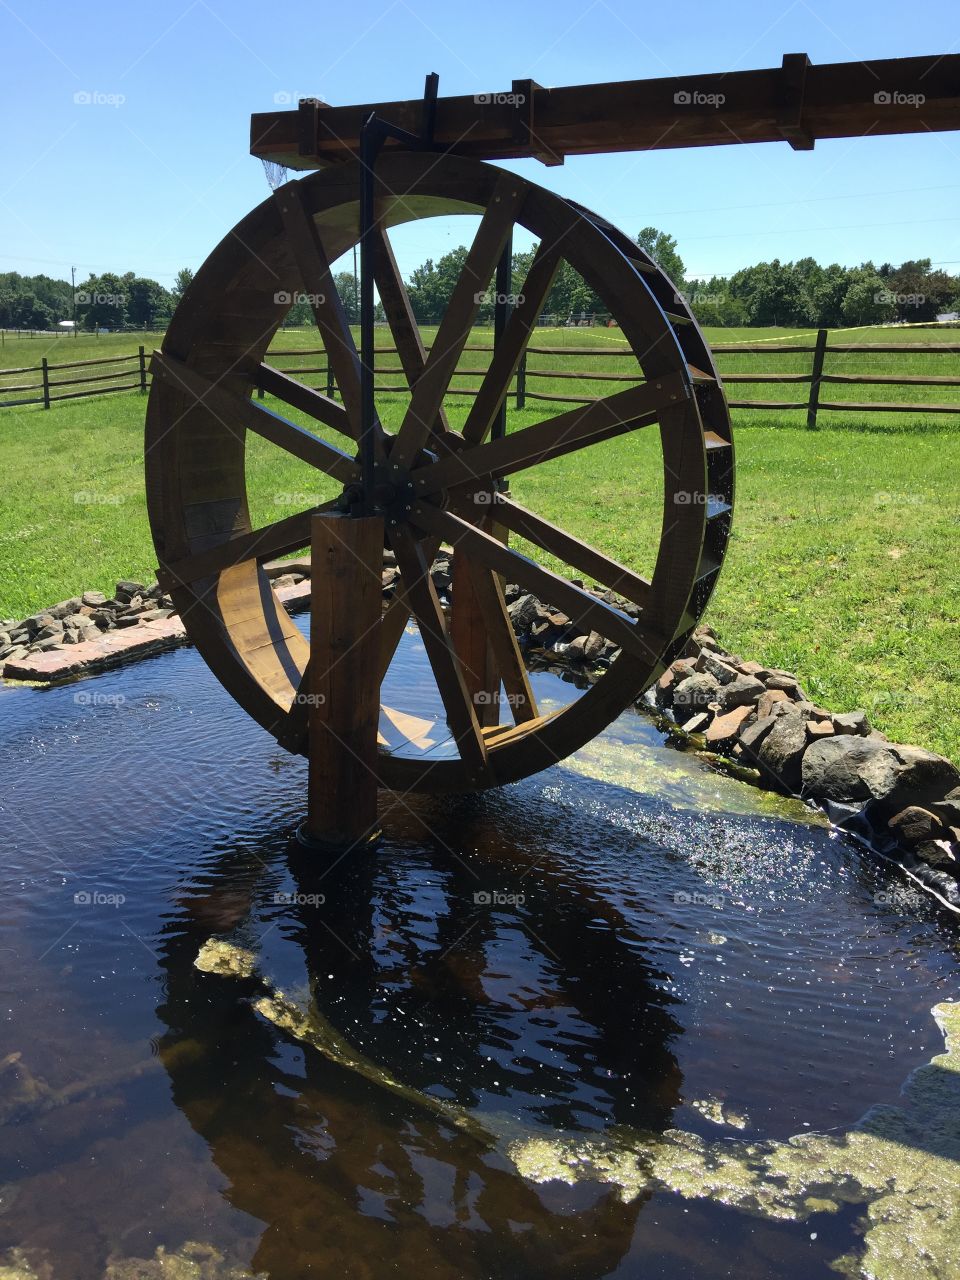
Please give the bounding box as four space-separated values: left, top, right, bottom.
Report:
145 152 733 794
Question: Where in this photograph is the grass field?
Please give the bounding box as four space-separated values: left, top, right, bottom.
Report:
1 323 958 761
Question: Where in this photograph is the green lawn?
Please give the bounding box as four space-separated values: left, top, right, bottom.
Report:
1 324 958 762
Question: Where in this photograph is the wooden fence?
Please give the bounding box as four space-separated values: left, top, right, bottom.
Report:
0 347 149 409
2 332 959 427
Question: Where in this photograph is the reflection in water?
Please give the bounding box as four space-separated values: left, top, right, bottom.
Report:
154 833 681 1278
0 639 958 1279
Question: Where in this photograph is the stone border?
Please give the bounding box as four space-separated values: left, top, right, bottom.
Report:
4 562 958 906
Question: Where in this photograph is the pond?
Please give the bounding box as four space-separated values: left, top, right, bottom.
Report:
0 632 958 1279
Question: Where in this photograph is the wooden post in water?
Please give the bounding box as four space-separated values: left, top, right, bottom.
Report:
299 511 384 853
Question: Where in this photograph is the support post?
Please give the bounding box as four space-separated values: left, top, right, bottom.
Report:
807 327 828 430
138 345 148 394
299 511 384 852
41 357 50 410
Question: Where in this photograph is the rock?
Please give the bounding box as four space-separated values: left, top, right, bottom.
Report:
859 744 960 814
48 597 82 619
738 659 772 679
583 631 604 661
2 646 30 664
60 632 79 645
705 705 753 747
24 613 55 636
91 609 115 629
655 668 679 708
806 719 835 739
0 632 9 649
431 558 452 593
932 788 960 825
115 615 142 628
913 839 957 869
757 711 808 791
81 590 107 607
888 806 946 847
801 735 890 803
716 674 765 711
139 607 173 622
673 673 720 716
114 579 144 601
695 651 739 685
35 620 63 640
765 672 803 695
381 566 399 588
757 688 791 719
681 712 710 734
271 574 297 590
737 714 780 755
832 710 871 736
35 636 62 651
508 593 540 632
565 635 587 658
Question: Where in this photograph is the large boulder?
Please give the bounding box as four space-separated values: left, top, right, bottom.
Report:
716 674 765 712
800 735 891 804
757 711 808 792
859 743 960 814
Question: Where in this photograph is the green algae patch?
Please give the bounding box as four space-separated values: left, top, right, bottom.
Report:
510 1002 960 1279
103 1240 264 1279
561 727 826 824
193 940 257 980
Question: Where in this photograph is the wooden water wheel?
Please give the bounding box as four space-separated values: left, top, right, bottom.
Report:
145 151 733 795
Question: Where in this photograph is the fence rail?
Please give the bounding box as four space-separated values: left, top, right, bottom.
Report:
0 347 148 409
2 332 959 426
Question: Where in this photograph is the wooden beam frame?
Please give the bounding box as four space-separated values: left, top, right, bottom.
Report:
251 53 960 169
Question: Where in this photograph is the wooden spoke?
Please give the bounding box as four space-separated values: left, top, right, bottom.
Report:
274 181 367 439
388 525 489 776
414 374 689 497
152 353 359 486
478 495 651 609
459 557 538 724
390 174 525 469
256 362 353 437
409 502 665 663
158 503 336 590
461 240 563 446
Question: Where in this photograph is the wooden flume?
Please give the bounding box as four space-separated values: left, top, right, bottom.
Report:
146 52 955 848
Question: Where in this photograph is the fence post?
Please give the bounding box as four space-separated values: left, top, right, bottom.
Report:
41 357 50 409
806 328 828 430
138 345 148 393
326 360 335 400
516 350 527 410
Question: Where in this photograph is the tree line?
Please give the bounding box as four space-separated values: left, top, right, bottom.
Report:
3 228 959 332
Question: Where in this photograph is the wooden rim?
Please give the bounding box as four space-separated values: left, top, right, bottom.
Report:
145 152 734 793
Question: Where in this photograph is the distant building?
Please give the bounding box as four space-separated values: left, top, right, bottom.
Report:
935 312 959 324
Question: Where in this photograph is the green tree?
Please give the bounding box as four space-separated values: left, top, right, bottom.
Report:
76 273 128 330
841 272 896 325
636 227 685 287
123 276 171 328
171 267 194 302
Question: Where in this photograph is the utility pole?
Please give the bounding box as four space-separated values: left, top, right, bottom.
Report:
71 266 77 336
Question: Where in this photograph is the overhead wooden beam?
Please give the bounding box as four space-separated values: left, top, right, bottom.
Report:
251 53 960 170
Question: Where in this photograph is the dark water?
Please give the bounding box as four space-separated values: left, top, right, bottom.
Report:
0 634 958 1279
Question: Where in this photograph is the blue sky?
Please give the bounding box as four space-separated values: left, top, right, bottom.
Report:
2 0 959 287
